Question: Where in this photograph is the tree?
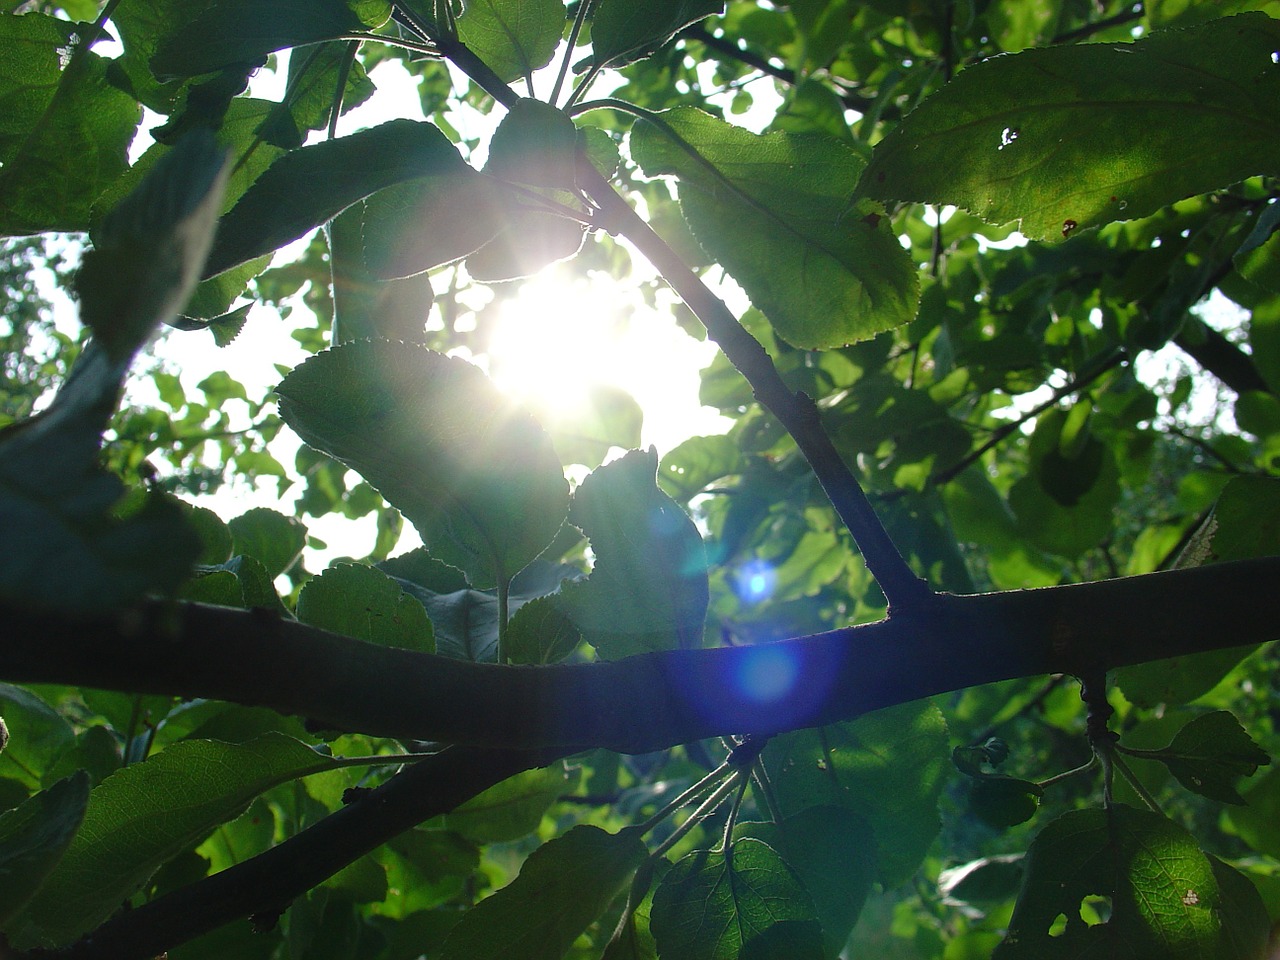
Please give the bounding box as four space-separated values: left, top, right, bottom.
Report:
1 0 1279 956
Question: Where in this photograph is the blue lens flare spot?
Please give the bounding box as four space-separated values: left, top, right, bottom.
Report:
735 644 799 704
735 560 776 604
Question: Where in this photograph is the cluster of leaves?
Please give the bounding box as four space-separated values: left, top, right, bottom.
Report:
1 0 1280 958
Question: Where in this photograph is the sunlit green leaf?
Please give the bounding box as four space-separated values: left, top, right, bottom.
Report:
762 701 949 887
205 120 464 279
276 340 569 588
557 448 709 658
0 15 140 235
7 734 341 950
631 107 918 348
455 0 565 84
591 0 723 68
995 805 1270 958
861 13 1280 241
440 825 648 960
651 838 824 960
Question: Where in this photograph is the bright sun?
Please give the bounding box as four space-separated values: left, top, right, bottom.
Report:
482 268 728 455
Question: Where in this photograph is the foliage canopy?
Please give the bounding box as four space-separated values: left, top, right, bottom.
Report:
1 1 1280 958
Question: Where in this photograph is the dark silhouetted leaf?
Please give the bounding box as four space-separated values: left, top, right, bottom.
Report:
297 562 434 652
0 773 89 926
591 0 723 68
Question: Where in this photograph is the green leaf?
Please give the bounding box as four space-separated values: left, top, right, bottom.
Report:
557 449 709 658
1147 710 1270 805
540 384 644 470
658 435 742 502
966 777 1043 829
150 0 391 78
257 42 375 150
0 15 140 235
455 0 565 84
444 764 578 843
361 171 507 279
736 808 876 957
276 340 569 588
204 120 465 279
0 773 89 926
650 838 824 960
761 701 949 888
0 131 224 613
994 805 1271 958
485 98 580 189
7 734 342 949
439 825 648 960
505 595 582 665
0 685 73 791
1116 476 1280 705
296 562 435 652
860 13 1280 241
631 107 918 348
329 204 434 344
228 507 306 579
591 0 723 68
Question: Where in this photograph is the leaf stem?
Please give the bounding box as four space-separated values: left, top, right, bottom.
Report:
650 769 745 860
550 0 595 107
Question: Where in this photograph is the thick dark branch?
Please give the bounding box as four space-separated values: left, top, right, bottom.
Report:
3 558 1277 755
23 746 558 960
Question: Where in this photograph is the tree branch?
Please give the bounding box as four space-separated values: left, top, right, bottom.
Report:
1173 314 1274 397
3 557 1276 755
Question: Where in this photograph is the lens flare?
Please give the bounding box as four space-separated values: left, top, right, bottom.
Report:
734 560 775 604
734 643 799 704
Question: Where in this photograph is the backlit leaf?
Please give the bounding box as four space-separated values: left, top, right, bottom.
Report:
297 562 435 652
7 735 342 949
591 0 723 68
557 449 709 658
650 838 824 960
455 0 565 84
1150 710 1270 805
277 340 569 588
860 13 1280 241
631 107 918 348
995 805 1270 958
445 764 578 843
439 825 648 960
762 701 949 888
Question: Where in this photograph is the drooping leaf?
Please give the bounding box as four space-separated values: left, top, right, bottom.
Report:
204 120 465 279
455 0 565 84
296 562 435 652
276 340 569 588
439 825 648 960
444 764 579 843
557 449 709 658
631 107 918 348
994 805 1270 958
860 13 1280 241
0 773 89 926
0 14 140 235
0 131 225 613
761 701 949 888
150 0 392 78
1144 710 1270 805
591 0 723 68
7 734 343 950
650 838 824 960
